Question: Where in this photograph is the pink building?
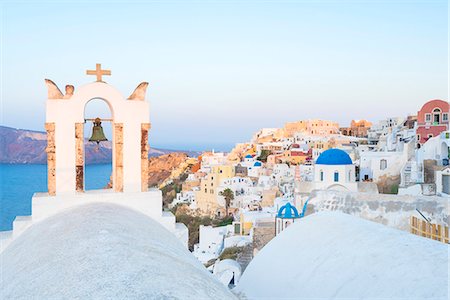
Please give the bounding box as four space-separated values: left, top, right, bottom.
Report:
416 99 449 145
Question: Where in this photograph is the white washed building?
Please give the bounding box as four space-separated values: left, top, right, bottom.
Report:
193 225 233 264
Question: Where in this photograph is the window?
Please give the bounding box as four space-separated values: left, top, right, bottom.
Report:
425 114 431 122
320 171 324 181
443 113 448 121
334 172 339 182
234 223 241 234
380 159 387 170
428 134 433 139
205 188 207 193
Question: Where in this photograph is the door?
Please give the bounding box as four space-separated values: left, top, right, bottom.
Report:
434 114 440 123
442 175 450 194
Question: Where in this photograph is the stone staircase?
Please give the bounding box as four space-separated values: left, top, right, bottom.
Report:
236 244 253 272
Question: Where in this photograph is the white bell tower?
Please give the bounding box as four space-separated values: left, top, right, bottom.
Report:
45 63 151 195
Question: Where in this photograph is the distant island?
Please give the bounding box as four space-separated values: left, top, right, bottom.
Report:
0 126 201 164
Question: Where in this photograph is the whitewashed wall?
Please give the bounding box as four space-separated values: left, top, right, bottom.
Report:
307 189 449 231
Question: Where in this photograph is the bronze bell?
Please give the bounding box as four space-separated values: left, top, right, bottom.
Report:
89 118 108 144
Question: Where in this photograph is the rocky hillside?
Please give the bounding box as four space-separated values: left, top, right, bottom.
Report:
147 153 189 187
0 127 47 164
0 126 200 164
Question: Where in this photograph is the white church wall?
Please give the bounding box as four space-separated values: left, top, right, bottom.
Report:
313 164 357 191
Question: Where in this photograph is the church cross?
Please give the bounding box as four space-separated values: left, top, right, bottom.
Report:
86 63 111 82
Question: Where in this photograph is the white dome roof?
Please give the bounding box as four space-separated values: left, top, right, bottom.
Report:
213 259 242 286
1 203 235 299
236 212 447 299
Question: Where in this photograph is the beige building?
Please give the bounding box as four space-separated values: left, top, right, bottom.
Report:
283 120 340 137
340 119 372 138
182 178 200 192
195 165 235 215
261 188 279 207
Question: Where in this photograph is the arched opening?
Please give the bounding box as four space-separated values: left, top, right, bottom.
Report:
326 184 349 191
433 108 441 124
84 98 113 190
230 273 236 286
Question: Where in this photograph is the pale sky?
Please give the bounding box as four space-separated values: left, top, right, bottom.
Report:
0 0 448 151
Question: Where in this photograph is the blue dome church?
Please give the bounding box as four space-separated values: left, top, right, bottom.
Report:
313 149 357 192
275 202 300 235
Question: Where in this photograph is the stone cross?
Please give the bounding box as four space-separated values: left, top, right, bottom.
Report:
86 63 111 82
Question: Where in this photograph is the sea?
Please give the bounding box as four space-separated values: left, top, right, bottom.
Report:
0 164 112 231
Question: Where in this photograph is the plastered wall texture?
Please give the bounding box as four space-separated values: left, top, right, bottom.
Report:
307 190 448 231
